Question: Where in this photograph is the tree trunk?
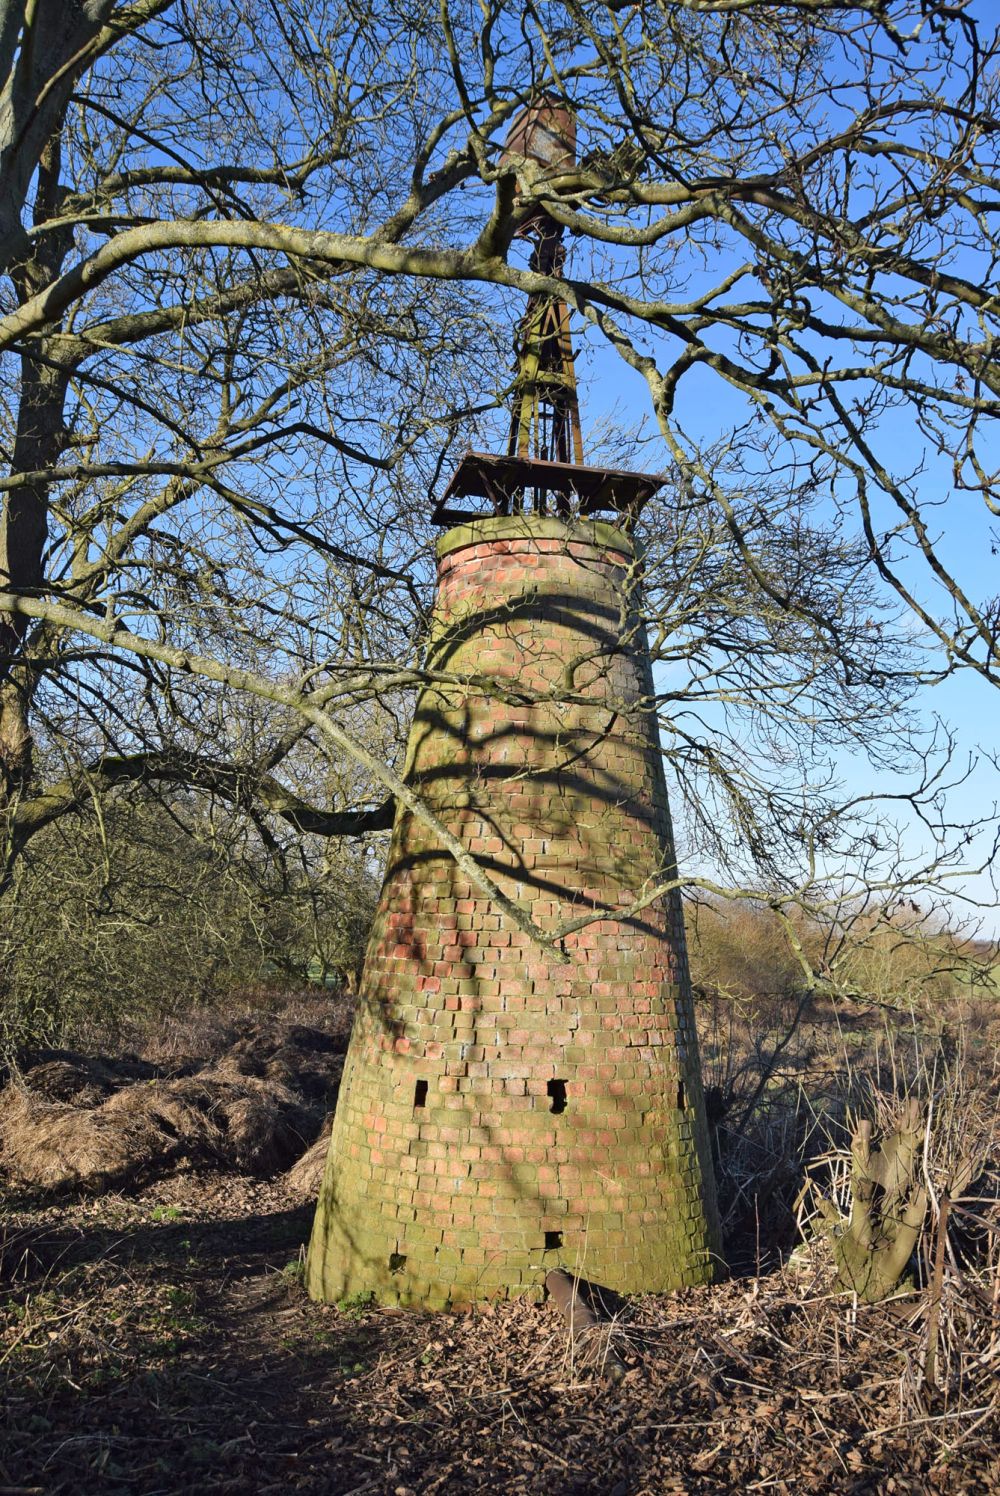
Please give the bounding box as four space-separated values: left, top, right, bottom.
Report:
0 130 73 819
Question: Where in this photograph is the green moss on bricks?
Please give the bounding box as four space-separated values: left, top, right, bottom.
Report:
307 514 721 1308
434 513 634 562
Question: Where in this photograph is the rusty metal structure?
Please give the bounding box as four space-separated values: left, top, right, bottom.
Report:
432 98 659 529
503 100 583 475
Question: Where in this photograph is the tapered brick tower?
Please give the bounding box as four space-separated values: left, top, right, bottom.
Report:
307 101 720 1308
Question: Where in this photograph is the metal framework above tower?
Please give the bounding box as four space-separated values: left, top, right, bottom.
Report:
432 95 665 530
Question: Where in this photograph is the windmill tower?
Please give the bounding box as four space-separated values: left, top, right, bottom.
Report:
307 101 720 1308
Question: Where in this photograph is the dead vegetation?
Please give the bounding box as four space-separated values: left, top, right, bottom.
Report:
0 1165 997 1494
0 998 347 1192
0 987 997 1493
0 1073 316 1190
286 1117 335 1197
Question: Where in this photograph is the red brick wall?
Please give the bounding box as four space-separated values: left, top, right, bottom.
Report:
307 516 721 1306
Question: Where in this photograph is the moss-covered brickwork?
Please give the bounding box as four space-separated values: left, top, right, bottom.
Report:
307 514 721 1307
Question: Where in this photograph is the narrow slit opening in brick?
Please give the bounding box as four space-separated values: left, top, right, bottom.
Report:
389 1252 407 1274
676 1079 686 1111
547 1079 567 1115
544 1231 563 1252
414 1079 428 1109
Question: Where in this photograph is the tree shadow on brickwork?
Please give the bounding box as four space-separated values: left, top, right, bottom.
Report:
428 587 639 664
329 922 720 1304
378 845 675 949
307 562 719 1305
397 668 670 871
407 719 665 832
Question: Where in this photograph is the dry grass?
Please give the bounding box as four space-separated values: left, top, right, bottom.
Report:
79 985 354 1069
0 1071 319 1190
698 986 1000 1456
286 1117 335 1196
0 985 996 1491
700 988 1000 1258
0 1085 169 1192
686 895 999 1013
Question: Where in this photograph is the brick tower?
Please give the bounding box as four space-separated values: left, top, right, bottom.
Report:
306 102 720 1308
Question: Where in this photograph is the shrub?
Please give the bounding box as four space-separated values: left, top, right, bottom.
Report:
0 794 378 1058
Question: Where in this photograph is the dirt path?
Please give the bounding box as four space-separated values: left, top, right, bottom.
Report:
1 1169 996 1495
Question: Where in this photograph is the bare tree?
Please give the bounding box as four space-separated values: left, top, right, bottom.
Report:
0 0 996 959
0 0 506 886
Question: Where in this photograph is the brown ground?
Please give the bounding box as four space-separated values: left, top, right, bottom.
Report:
1 992 997 1495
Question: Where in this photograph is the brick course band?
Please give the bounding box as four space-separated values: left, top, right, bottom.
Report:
307 515 721 1307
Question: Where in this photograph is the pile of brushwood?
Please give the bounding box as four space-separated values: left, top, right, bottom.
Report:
0 1002 345 1195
